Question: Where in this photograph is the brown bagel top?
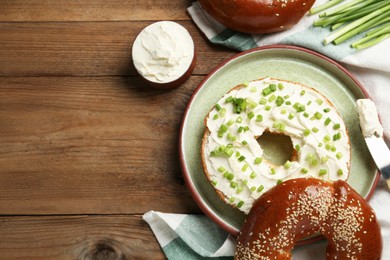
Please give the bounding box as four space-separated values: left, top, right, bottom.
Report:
235 178 382 259
199 0 316 34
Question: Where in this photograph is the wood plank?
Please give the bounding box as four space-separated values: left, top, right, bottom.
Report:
0 76 205 214
0 0 193 22
0 21 233 77
0 215 165 259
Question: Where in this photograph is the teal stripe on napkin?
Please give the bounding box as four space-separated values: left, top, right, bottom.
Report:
163 237 232 260
174 215 231 256
211 29 258 51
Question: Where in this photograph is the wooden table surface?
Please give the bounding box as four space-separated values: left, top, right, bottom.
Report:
0 1 235 258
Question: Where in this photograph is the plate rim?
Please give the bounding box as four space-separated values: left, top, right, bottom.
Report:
178 44 381 237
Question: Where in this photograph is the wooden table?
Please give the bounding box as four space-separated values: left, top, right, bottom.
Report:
0 1 235 258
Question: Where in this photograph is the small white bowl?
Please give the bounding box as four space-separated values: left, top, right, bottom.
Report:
132 21 196 89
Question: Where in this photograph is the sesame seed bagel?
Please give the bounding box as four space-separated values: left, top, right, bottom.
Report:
235 178 382 259
201 78 351 213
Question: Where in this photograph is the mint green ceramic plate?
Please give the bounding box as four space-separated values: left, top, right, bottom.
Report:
179 45 380 238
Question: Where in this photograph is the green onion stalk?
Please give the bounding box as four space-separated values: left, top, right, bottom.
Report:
310 0 390 49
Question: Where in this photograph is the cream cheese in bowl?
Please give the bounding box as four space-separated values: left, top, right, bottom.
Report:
132 21 195 89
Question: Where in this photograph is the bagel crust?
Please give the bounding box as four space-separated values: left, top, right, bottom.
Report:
198 0 316 34
201 78 351 213
235 178 382 259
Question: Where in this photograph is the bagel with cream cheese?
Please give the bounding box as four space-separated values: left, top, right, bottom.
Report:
201 78 351 213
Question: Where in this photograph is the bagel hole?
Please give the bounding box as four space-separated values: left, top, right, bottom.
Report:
257 131 294 166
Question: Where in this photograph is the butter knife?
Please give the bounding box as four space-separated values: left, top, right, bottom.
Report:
357 99 390 188
364 136 390 188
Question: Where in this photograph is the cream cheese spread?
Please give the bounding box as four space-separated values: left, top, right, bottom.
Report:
356 99 383 138
202 78 350 213
132 21 194 83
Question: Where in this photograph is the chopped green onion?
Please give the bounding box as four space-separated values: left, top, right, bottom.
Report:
324 117 332 126
257 185 264 192
314 112 323 119
236 185 244 194
248 111 255 120
262 87 272 96
242 163 249 172
301 167 309 174
268 94 276 102
303 128 311 136
237 201 244 208
225 147 234 157
230 181 238 188
337 169 344 176
259 97 267 105
227 133 236 141
275 96 284 106
254 157 263 164
324 135 331 142
250 172 257 179
284 160 292 169
238 155 246 162
224 172 235 180
219 108 226 117
225 96 233 103
217 166 226 173
319 169 328 176
336 152 343 159
256 114 263 122
333 132 342 141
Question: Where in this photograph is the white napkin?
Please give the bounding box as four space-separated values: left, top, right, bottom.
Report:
144 1 390 258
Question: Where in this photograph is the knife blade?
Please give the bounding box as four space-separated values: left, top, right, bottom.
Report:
356 99 389 189
364 136 390 188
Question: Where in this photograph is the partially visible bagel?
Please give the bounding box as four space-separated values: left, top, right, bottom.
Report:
199 0 316 34
235 178 382 259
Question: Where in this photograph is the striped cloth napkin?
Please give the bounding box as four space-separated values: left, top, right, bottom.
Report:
144 1 390 259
